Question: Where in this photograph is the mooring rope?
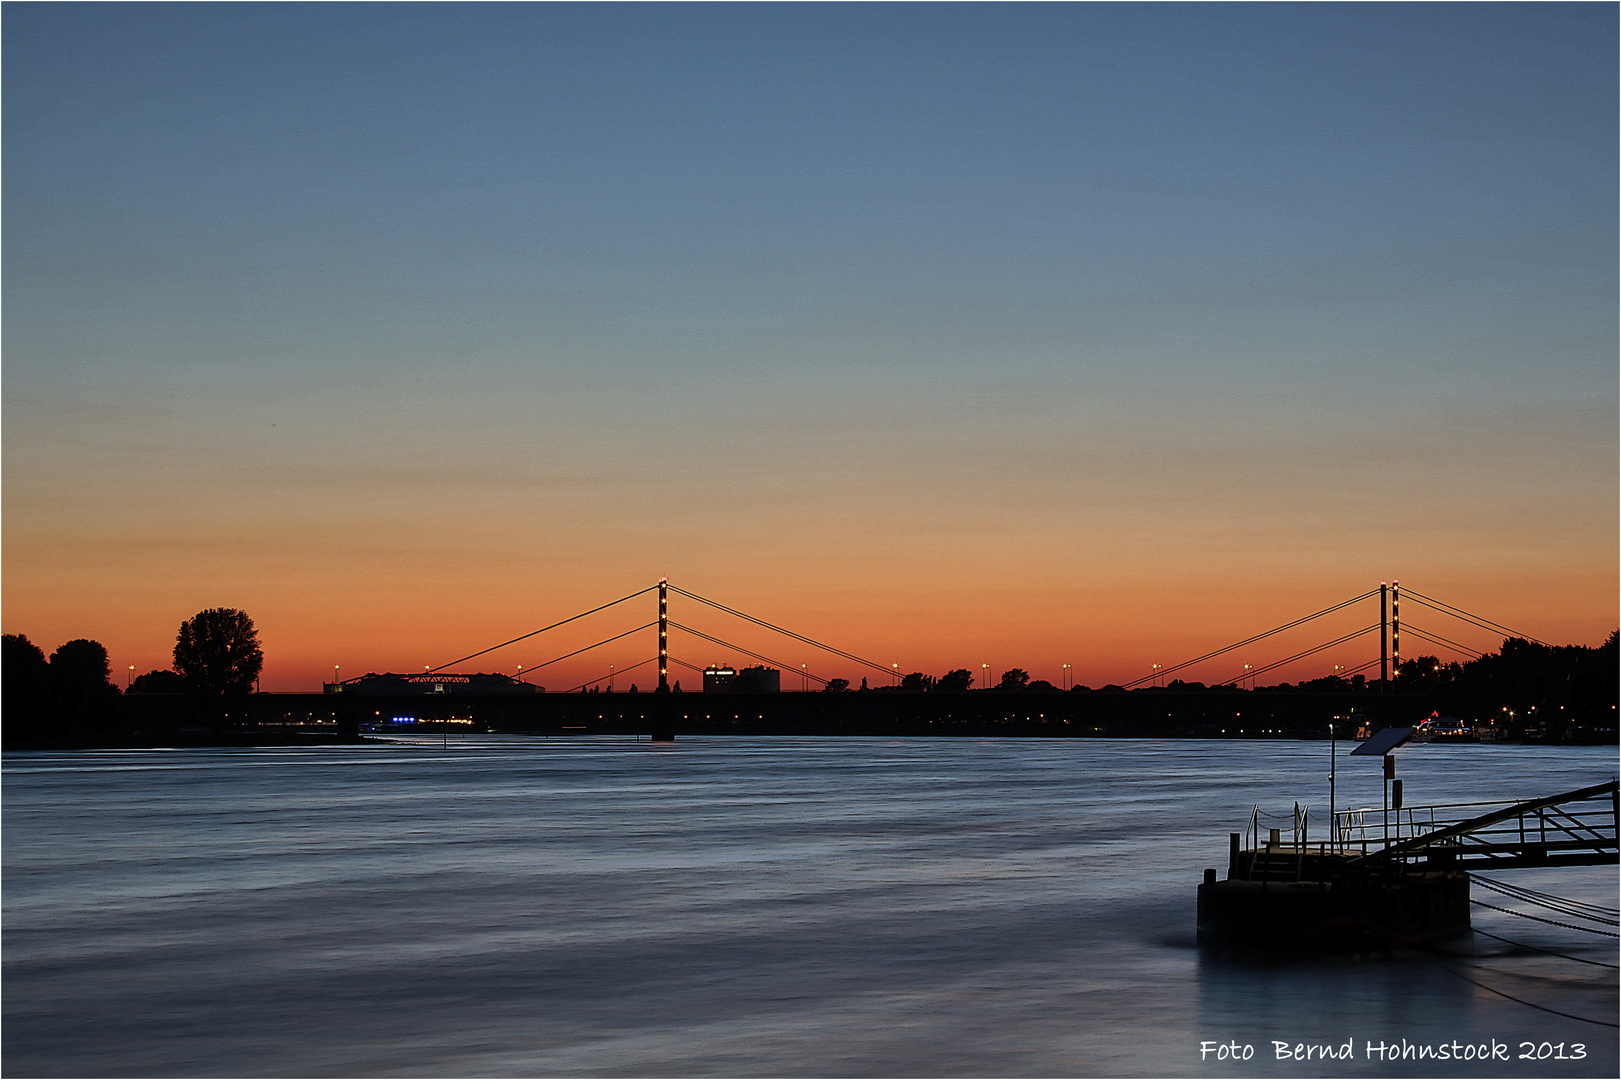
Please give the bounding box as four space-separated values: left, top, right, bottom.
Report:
1471 899 1619 938
1418 951 1620 1029
1470 876 1619 927
1471 875 1619 920
1471 927 1620 970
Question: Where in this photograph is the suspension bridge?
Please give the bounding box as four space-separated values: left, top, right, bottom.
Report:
203 577 1588 741
327 577 1547 698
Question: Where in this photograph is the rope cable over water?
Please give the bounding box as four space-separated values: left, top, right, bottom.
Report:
1416 950 1619 1028
1471 927 1620 970
1471 876 1620 924
1470 899 1619 937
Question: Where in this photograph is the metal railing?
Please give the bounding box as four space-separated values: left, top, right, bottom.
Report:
1246 801 1312 850
1331 780 1618 870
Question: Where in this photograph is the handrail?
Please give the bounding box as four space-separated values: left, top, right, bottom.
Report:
1343 780 1618 869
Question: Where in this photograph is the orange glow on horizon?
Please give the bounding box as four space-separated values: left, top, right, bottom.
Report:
10 567 1611 695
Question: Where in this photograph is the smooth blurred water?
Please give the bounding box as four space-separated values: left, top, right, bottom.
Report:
4 737 1616 1077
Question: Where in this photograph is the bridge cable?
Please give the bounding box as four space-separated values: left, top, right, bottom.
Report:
409 585 660 677
1211 624 1378 686
1403 598 1517 645
668 621 830 685
1400 624 1486 660
505 622 658 680
1400 589 1549 646
668 585 898 678
1332 657 1384 679
1120 589 1380 688
562 655 659 695
1404 598 1536 648
453 625 661 695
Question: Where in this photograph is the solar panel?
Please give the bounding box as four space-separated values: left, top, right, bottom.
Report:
1349 726 1415 756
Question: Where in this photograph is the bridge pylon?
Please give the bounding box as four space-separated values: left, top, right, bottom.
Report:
657 578 669 694
1380 581 1389 692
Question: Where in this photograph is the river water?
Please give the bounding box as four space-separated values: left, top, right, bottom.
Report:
3 737 1616 1077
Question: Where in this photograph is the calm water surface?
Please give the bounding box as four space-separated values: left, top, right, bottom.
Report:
4 737 1616 1076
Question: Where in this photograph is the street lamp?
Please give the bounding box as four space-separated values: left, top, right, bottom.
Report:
127 665 135 689
802 663 807 692
1243 664 1252 690
334 665 340 687
1151 663 1162 687
1062 663 1071 691
892 662 899 685
982 663 989 691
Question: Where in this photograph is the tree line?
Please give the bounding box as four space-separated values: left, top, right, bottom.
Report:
3 608 262 749
840 635 1618 727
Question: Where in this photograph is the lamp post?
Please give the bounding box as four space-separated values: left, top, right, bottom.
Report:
334 665 340 688
1329 718 1337 852
127 665 135 689
1151 663 1162 687
892 662 899 686
1243 664 1252 690
982 663 989 691
1062 663 1071 691
801 664 807 692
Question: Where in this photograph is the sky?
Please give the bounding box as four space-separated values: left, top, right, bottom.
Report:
4 3 1616 692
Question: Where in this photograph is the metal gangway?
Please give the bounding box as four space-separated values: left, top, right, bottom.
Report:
1333 779 1619 872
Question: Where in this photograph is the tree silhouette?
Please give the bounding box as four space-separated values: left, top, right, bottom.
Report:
936 669 974 693
823 678 850 692
49 639 120 741
3 634 52 744
129 669 187 694
998 668 1030 691
174 608 263 696
50 639 117 706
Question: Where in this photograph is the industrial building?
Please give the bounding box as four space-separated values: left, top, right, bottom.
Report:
703 665 780 693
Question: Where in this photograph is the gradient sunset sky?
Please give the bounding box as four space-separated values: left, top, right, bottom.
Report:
4 3 1615 692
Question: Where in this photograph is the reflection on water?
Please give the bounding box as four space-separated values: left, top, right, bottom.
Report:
4 738 1615 1076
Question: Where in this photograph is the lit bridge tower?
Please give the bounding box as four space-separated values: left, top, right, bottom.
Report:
657 577 669 693
651 577 674 741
